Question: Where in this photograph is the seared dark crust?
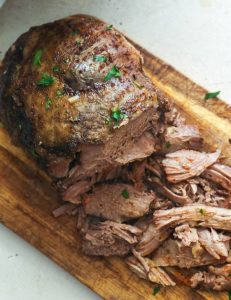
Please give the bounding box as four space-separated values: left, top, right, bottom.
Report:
0 14 157 158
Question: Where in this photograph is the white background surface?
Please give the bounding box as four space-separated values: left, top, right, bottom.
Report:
0 1 231 299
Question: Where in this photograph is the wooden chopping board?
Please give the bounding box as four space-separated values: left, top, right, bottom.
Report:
0 41 231 300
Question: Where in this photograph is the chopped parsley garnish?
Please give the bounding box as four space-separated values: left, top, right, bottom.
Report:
45 96 52 111
204 91 220 100
109 107 127 127
133 81 144 89
165 141 171 148
72 29 80 35
33 49 43 66
0 122 4 128
104 65 121 81
37 73 56 87
153 286 161 296
106 24 113 30
199 208 205 215
56 89 64 97
93 55 107 62
76 40 81 46
121 189 129 199
228 291 231 300
18 124 22 130
52 66 60 73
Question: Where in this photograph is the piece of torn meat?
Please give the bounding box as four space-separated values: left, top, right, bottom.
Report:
209 263 231 277
126 255 175 286
52 203 78 217
83 183 155 222
151 238 225 269
170 177 230 208
203 163 231 192
173 224 230 259
136 222 171 256
148 177 191 205
162 149 221 183
62 180 92 204
173 224 198 247
190 265 231 291
154 205 231 232
197 228 230 259
81 221 142 256
164 124 203 152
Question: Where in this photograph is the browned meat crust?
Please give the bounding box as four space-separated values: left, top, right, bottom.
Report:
0 14 158 159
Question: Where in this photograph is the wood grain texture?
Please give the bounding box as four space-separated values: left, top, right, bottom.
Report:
0 43 231 299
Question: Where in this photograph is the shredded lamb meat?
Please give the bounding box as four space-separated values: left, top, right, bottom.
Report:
203 163 231 192
126 255 175 286
136 222 171 256
190 265 231 291
81 221 142 256
151 237 227 269
154 205 231 232
164 124 203 152
170 177 230 208
162 149 221 183
173 224 198 247
2 14 231 292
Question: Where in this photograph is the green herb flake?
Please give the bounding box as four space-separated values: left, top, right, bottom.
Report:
153 286 161 296
104 65 121 81
72 29 80 35
121 189 129 199
93 55 107 62
53 66 60 73
106 24 113 30
204 91 220 100
0 122 4 128
228 291 231 300
45 96 52 111
165 141 171 148
133 81 144 89
33 49 43 66
199 208 205 216
37 73 56 87
18 124 22 130
110 107 127 127
56 89 64 97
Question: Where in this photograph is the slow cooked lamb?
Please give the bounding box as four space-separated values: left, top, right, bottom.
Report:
0 14 231 292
